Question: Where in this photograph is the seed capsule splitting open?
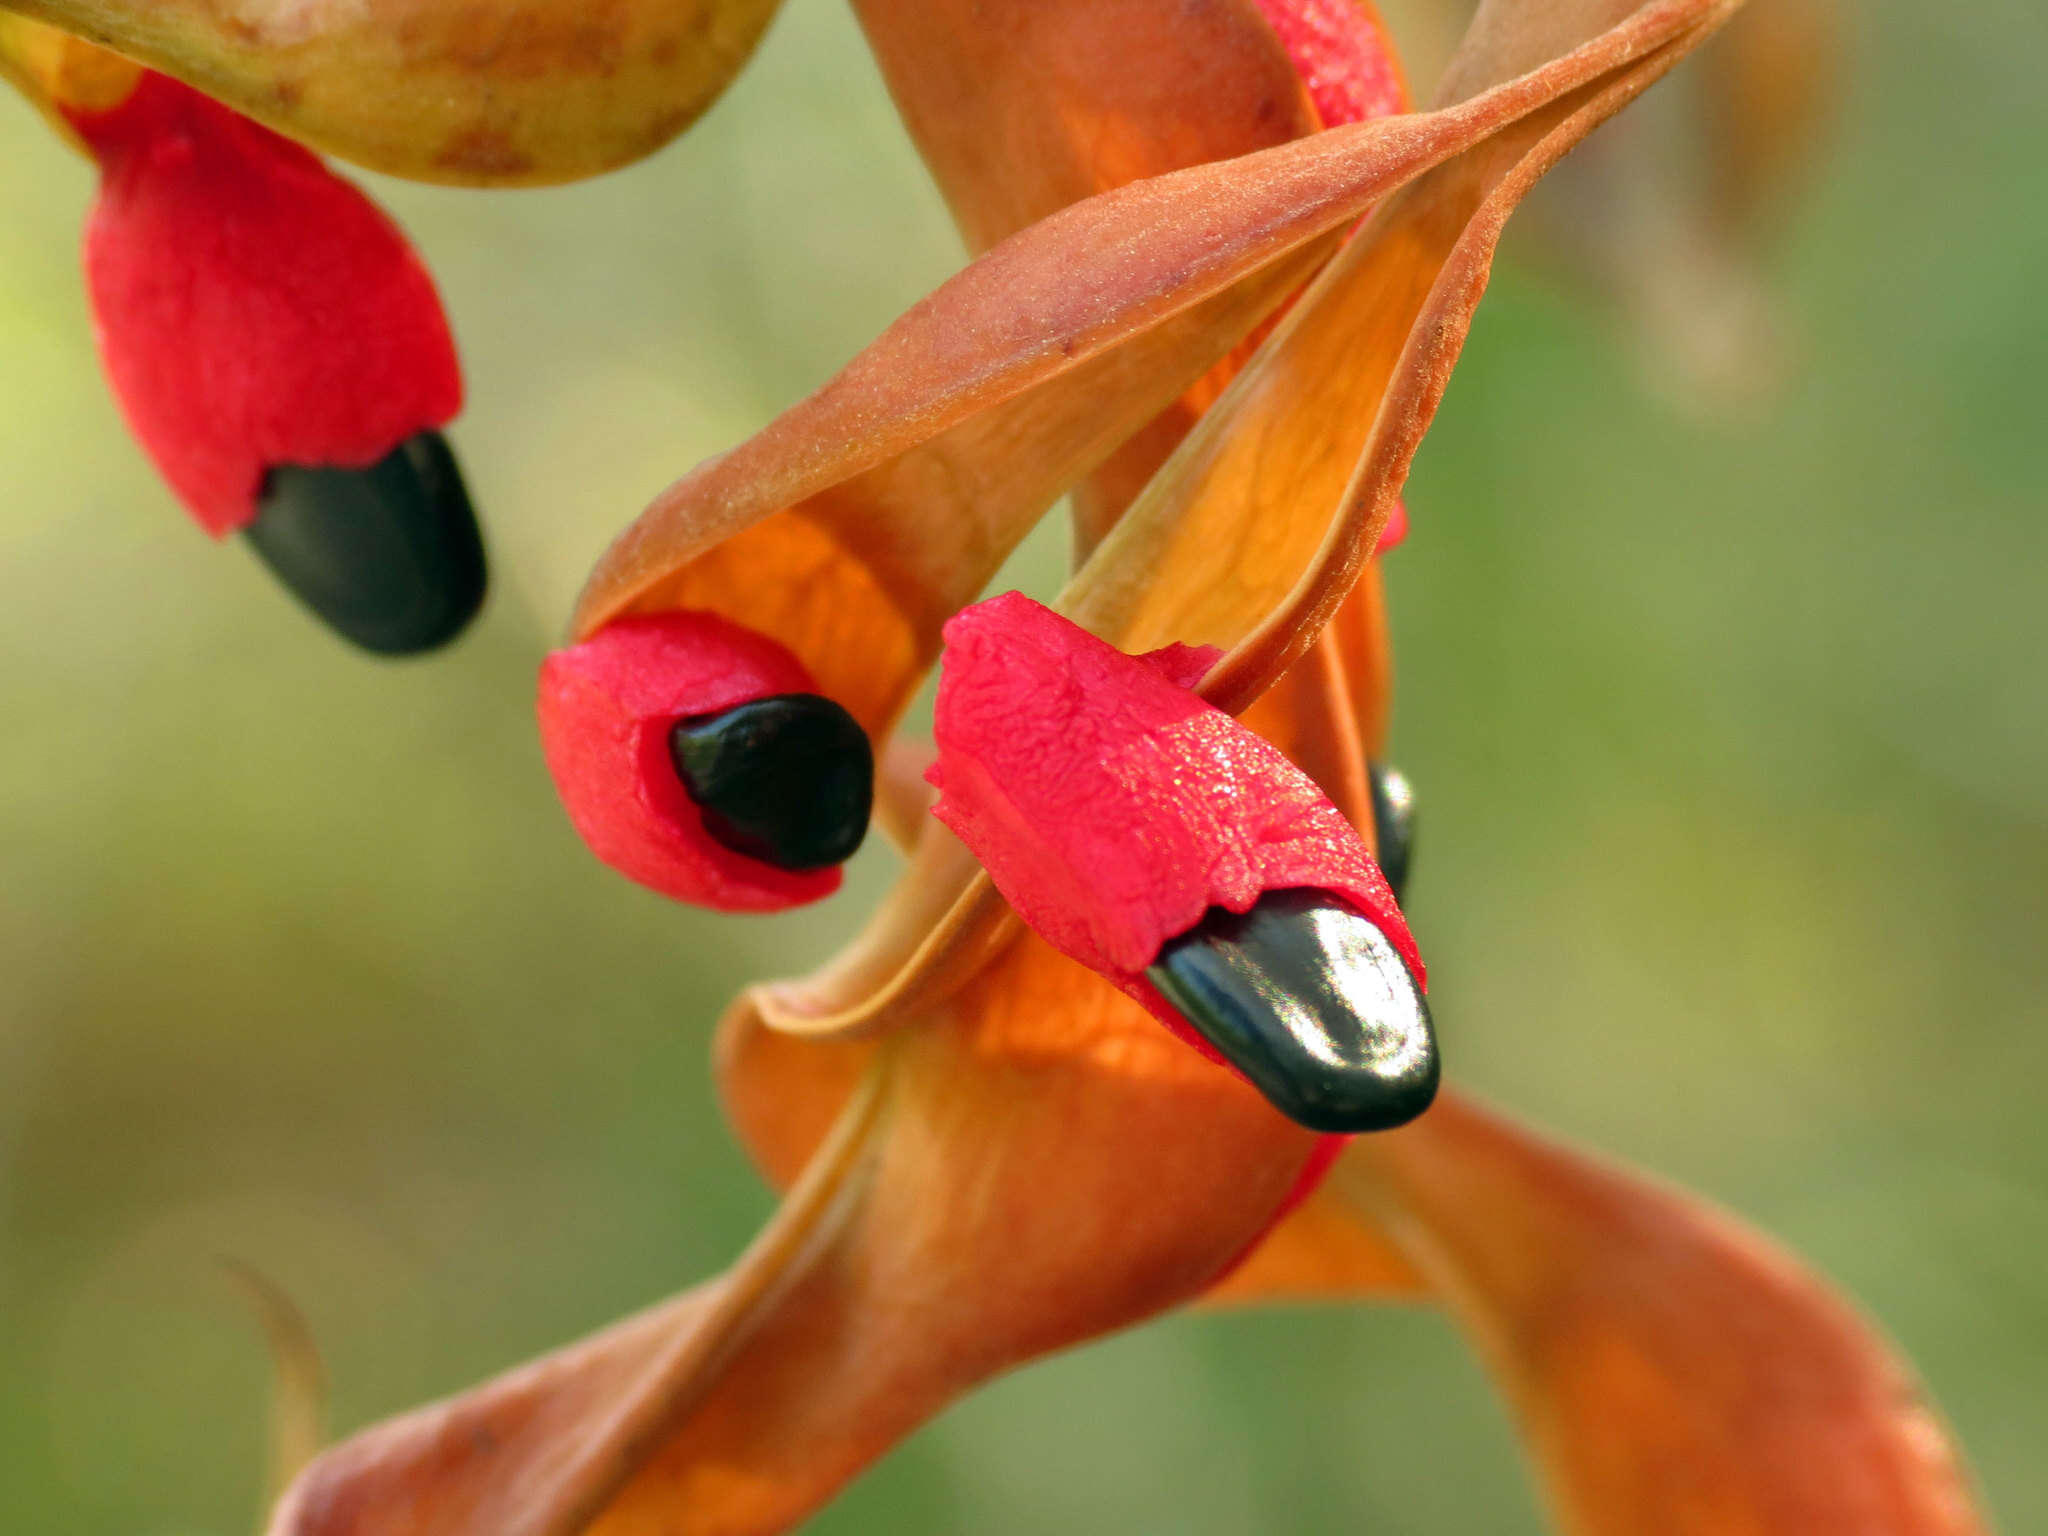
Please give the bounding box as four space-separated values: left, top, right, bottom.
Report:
538 612 872 913
929 593 1433 1134
56 67 482 652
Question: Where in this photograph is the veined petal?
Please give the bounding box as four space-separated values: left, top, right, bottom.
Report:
271 937 1329 1536
3 0 782 185
734 0 1738 1044
1337 1093 1991 1535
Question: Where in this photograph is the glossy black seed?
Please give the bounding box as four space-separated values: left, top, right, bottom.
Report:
1145 888 1438 1133
669 694 873 871
1367 761 1417 903
245 431 486 656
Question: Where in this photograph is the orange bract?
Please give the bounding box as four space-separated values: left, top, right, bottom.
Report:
20 0 1955 1530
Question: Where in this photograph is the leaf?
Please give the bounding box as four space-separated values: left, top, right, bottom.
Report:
853 0 1321 258
272 939 1328 1536
1337 1093 1992 1535
852 0 1355 555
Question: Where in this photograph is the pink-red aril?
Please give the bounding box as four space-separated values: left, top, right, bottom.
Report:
67 71 481 653
538 613 871 913
929 592 1434 1132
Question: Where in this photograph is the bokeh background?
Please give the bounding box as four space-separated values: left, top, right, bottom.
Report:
3 1 2044 1530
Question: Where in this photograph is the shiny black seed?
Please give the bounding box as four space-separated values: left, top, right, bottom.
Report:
1145 888 1438 1133
1367 761 1417 904
669 694 873 871
245 430 486 656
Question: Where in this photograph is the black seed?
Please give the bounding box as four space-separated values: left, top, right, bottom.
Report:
1145 888 1438 1133
1368 761 1417 904
669 694 873 871
244 431 486 656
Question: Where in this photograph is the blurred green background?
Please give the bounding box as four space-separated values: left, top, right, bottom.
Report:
3 1 2043 1530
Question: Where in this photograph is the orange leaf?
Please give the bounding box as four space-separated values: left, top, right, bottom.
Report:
273 938 1326 1536
853 0 1357 557
1337 1094 1992 1535
853 0 1320 258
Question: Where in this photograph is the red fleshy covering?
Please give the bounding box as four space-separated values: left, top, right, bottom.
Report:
929 592 1422 1058
1135 640 1224 692
64 72 461 536
537 613 843 913
1251 0 1409 130
1375 496 1409 553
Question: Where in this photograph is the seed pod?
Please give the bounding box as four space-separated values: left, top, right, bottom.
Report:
930 592 1432 1131
67 69 482 653
539 613 873 913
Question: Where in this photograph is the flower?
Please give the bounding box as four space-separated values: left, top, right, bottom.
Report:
5 0 1988 1530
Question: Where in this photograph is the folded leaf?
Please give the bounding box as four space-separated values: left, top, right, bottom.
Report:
272 937 1329 1536
1067 0 1742 704
571 10 1702 690
853 0 1320 258
851 0 1357 555
1338 1094 1992 1535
